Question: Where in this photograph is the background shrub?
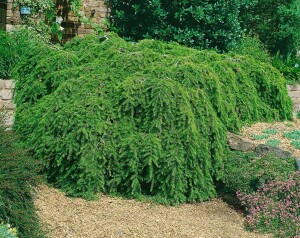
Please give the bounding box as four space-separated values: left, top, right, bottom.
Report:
240 0 300 58
238 172 300 237
0 111 44 238
107 0 242 52
0 29 49 79
12 32 293 204
108 0 300 57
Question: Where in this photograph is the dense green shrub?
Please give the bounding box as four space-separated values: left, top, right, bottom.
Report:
0 29 50 79
223 152 296 194
107 0 242 52
108 1 300 57
272 53 300 84
13 33 293 204
231 35 271 64
0 111 44 238
240 0 300 58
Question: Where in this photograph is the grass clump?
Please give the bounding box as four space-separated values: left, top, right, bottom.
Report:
0 111 44 238
284 130 300 140
12 32 293 204
262 128 278 135
291 140 300 149
265 139 280 147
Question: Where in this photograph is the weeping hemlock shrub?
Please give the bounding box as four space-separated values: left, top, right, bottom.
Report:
13 33 293 204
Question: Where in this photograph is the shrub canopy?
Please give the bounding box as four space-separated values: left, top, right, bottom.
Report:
107 0 242 52
13 32 292 204
108 0 300 57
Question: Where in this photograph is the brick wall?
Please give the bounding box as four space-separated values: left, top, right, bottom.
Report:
1 0 108 39
0 79 15 126
0 0 21 31
287 84 300 112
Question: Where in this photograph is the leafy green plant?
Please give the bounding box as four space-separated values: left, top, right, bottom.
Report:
13 32 293 205
0 29 50 79
107 0 242 52
284 130 300 140
240 0 300 58
262 128 278 135
0 110 44 238
296 111 300 119
285 122 294 127
272 52 300 84
251 134 269 140
265 139 280 147
223 151 296 194
231 35 271 63
291 139 300 149
0 223 18 238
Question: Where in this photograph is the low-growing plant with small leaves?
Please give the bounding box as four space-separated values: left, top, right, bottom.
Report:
251 134 269 140
285 122 294 127
291 140 300 149
296 111 300 119
265 139 280 147
284 130 300 140
238 172 300 238
223 152 296 194
0 223 18 238
262 128 278 135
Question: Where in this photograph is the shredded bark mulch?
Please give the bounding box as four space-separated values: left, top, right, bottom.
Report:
35 184 270 238
241 118 300 157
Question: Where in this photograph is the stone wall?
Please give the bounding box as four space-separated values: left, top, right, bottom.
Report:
287 84 300 112
0 0 21 31
1 0 108 39
0 79 15 126
58 0 108 40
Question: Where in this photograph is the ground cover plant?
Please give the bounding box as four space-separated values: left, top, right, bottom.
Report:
238 172 300 238
265 139 280 147
0 223 18 238
0 111 44 238
11 31 293 204
284 130 300 140
251 134 270 140
223 152 296 195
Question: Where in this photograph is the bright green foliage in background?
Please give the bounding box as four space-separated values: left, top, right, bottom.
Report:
107 0 242 52
10 31 293 204
108 0 300 58
240 0 300 58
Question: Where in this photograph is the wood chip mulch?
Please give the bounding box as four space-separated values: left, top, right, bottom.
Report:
34 184 271 238
241 118 300 158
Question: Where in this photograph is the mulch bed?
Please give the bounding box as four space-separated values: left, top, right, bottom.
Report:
34 184 270 238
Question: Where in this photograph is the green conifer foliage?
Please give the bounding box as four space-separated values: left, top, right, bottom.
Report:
13 33 293 204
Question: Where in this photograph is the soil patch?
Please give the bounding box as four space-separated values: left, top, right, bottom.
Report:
35 184 270 238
